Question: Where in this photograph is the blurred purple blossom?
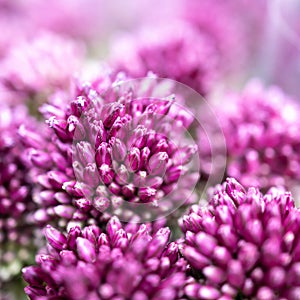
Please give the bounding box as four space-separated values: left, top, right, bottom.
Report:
0 104 41 280
217 80 300 189
179 0 267 77
0 1 30 59
23 0 104 41
266 1 300 99
0 0 105 50
0 31 85 104
110 21 219 95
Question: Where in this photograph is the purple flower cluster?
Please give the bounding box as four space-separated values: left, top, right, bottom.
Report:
23 216 186 300
23 0 104 40
0 104 39 280
180 0 266 73
0 3 27 59
111 21 218 95
22 74 199 226
0 0 104 56
2 1 300 299
0 31 84 104
218 81 300 189
110 0 267 96
181 178 300 299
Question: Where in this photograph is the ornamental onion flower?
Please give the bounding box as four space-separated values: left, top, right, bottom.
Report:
218 80 300 189
180 0 267 74
22 74 199 227
23 216 186 300
0 31 84 104
180 177 300 300
0 104 40 280
110 21 219 95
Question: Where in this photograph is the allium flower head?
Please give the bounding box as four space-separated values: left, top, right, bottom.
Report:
23 216 186 300
110 21 218 95
0 104 40 280
219 80 300 189
180 178 300 300
23 74 199 226
0 31 84 104
180 0 267 73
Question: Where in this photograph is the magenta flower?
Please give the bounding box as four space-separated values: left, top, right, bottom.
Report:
0 31 84 104
0 1 31 58
22 74 199 226
180 177 300 299
23 216 186 300
266 1 300 99
0 104 41 280
110 21 219 95
24 0 104 40
180 0 267 74
217 80 300 189
0 0 104 44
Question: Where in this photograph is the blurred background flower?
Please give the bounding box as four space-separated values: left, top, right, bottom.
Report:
0 104 43 291
216 80 300 190
0 31 85 105
110 21 219 95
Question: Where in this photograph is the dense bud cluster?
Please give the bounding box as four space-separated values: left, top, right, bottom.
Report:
181 178 300 299
23 217 186 300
